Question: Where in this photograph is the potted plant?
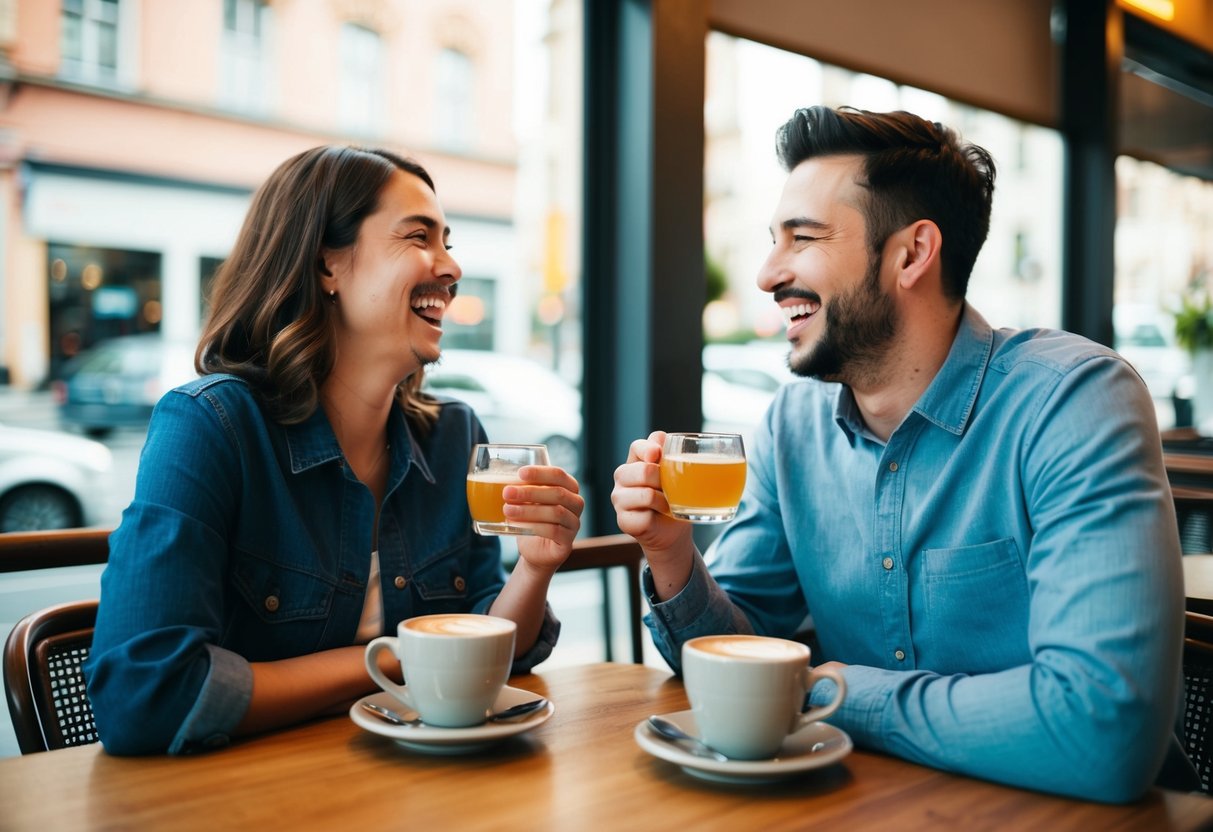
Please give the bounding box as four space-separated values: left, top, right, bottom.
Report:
1175 288 1213 431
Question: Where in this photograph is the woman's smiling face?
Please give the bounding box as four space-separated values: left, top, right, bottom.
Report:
324 169 462 379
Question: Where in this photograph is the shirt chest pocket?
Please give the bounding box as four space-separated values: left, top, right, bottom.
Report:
918 537 1030 673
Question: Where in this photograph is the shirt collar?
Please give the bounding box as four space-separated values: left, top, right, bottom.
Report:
284 400 437 485
833 303 993 440
912 303 992 436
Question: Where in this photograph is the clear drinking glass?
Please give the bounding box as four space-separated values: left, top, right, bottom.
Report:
660 432 746 523
466 443 550 535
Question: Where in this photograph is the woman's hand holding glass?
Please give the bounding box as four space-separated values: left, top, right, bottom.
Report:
507 463 584 573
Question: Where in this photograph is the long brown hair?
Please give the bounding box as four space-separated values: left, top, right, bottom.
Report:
197 145 441 432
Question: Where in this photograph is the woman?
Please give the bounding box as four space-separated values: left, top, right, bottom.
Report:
85 146 583 755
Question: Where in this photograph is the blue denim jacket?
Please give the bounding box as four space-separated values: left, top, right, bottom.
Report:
644 306 1195 802
85 374 558 755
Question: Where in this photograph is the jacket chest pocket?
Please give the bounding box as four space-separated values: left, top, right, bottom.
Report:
228 552 337 658
409 542 472 612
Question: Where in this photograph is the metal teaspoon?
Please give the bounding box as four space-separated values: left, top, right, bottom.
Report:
646 715 730 762
361 697 548 727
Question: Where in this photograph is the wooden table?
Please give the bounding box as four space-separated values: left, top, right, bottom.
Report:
1 663 1210 830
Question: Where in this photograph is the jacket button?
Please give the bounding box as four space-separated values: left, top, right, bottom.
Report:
894 649 906 661
264 595 280 612
394 576 407 590
882 557 894 570
453 576 466 592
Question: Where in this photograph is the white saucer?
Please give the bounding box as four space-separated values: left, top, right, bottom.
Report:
350 685 553 755
634 709 852 784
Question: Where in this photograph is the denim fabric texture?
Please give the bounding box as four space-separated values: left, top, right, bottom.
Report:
643 305 1193 802
85 374 558 755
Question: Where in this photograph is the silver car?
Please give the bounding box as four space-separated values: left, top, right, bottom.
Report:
423 350 582 475
0 423 113 531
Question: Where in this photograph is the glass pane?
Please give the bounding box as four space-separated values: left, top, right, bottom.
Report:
702 33 1064 448
1114 155 1213 431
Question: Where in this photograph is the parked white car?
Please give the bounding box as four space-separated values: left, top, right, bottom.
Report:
423 350 583 474
0 423 113 531
1114 305 1193 429
702 341 798 442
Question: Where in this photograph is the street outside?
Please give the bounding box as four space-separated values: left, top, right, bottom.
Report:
0 387 661 758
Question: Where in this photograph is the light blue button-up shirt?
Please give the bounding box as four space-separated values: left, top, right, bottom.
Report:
644 305 1194 802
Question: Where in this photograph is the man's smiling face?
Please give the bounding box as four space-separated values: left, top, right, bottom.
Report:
757 155 897 384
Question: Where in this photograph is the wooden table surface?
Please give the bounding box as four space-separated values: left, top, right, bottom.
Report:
1 663 1210 831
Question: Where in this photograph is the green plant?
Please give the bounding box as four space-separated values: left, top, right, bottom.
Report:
1175 290 1213 354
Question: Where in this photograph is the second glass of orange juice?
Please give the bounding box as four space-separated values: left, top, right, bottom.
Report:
660 432 746 523
466 443 549 535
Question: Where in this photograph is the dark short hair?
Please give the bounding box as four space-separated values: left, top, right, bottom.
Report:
775 106 996 300
197 146 441 430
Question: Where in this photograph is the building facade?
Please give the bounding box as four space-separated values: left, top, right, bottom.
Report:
0 0 522 388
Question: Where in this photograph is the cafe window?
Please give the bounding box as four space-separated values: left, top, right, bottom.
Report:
1114 156 1213 431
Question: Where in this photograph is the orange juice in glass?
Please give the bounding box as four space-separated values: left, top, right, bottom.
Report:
466 444 549 535
660 432 746 523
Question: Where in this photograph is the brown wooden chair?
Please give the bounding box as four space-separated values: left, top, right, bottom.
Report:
0 529 111 753
1183 610 1213 793
4 599 100 753
0 527 111 573
556 534 646 664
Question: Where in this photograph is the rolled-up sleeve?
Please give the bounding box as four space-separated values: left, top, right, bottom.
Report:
643 551 754 672
85 391 248 755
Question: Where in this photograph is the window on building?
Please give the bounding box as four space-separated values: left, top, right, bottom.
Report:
47 243 162 381
219 0 271 114
60 0 122 87
338 23 384 137
436 47 475 151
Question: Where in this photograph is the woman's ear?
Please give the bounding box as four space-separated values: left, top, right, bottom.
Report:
895 220 942 290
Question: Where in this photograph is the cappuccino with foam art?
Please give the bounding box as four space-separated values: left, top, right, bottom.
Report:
682 634 846 760
404 613 516 637
365 614 517 727
687 634 807 661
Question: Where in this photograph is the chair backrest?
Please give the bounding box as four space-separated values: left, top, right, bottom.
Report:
0 527 111 573
556 534 646 663
1183 610 1213 793
4 599 100 754
1163 435 1213 555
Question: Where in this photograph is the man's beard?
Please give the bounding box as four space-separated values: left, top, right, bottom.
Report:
789 253 898 384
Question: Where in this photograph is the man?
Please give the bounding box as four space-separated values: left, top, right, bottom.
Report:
612 106 1196 801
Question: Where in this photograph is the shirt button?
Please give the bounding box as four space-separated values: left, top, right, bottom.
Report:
394 576 407 590
264 595 280 612
882 557 894 570
894 649 906 661
888 461 899 472
453 576 466 592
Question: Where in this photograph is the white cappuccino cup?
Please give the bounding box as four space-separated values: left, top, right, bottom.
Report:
364 613 517 728
682 634 846 760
